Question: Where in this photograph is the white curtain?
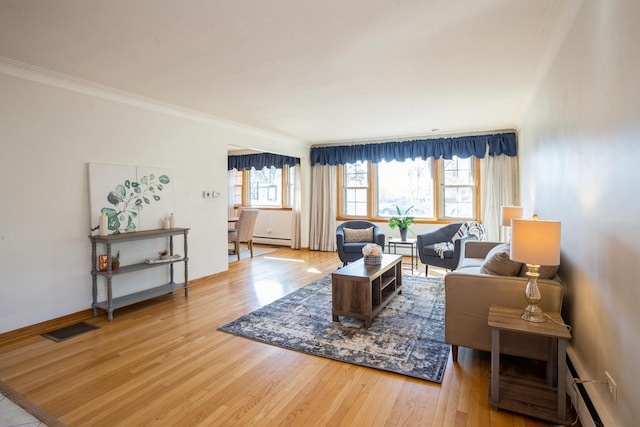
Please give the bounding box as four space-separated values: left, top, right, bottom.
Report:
227 169 236 217
309 164 337 251
481 154 520 242
290 165 302 249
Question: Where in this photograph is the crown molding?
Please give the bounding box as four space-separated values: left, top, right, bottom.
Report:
0 57 305 147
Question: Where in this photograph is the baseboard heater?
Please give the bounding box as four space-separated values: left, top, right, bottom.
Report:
566 355 604 427
253 236 291 246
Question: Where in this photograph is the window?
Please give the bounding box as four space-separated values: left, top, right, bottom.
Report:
343 161 369 216
377 158 434 218
233 165 293 208
440 157 475 219
338 156 478 221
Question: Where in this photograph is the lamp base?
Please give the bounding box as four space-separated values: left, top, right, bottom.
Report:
521 264 546 323
521 304 546 322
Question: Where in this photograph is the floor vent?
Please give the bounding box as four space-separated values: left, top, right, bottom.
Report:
41 322 99 342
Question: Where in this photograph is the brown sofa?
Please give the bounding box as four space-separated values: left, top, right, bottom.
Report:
445 241 564 362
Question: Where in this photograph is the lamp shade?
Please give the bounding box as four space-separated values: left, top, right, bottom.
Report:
510 218 561 265
501 206 523 226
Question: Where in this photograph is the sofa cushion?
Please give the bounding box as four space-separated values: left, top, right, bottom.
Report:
479 243 522 276
518 263 559 280
343 227 374 243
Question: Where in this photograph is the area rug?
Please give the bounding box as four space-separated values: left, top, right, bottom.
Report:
219 275 449 383
228 246 277 263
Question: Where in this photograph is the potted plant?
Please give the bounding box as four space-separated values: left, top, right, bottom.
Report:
111 250 120 270
388 205 414 241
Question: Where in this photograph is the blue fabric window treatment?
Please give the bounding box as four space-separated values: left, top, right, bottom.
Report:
228 153 301 171
310 132 516 165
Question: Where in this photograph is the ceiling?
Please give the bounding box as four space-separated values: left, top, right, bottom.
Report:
0 0 581 145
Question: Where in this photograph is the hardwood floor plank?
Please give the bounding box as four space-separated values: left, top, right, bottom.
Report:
0 247 565 426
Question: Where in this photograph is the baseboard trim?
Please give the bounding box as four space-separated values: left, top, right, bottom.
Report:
0 275 224 346
0 310 93 347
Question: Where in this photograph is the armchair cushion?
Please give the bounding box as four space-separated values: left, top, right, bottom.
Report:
343 227 374 243
479 243 522 276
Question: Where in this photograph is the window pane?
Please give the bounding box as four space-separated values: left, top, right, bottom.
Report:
345 161 368 187
443 187 473 218
233 169 243 206
443 158 473 185
343 161 368 216
285 165 294 207
344 188 368 216
249 166 282 206
377 158 434 218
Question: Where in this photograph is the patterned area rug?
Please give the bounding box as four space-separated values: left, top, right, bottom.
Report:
219 275 449 383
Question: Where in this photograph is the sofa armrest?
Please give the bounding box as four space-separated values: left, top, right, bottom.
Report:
444 271 564 360
463 241 502 259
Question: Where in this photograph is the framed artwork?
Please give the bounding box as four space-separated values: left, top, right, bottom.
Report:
88 163 175 234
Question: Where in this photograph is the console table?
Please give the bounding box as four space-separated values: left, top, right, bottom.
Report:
89 228 189 321
488 305 571 424
331 254 402 328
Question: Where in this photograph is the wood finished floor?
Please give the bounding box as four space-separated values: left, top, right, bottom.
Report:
0 247 559 426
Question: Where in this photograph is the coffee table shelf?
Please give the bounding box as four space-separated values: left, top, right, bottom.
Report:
331 254 402 328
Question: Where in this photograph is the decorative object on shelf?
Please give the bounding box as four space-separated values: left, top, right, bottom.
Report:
162 217 170 229
159 249 169 260
362 243 383 265
110 250 120 270
169 212 175 228
99 211 108 236
510 215 561 323
388 205 414 241
98 254 108 272
144 254 183 264
500 205 523 242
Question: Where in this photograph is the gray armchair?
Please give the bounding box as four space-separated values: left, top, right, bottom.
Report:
416 222 478 275
336 221 385 266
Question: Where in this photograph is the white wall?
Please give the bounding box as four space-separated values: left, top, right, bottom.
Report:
0 67 306 333
519 1 640 425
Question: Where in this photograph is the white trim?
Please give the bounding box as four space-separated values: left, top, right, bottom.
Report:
0 56 306 148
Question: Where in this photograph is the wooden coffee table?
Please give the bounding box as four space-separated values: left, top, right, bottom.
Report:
331 254 402 328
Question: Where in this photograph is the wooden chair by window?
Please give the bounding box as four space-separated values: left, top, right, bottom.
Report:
228 209 259 261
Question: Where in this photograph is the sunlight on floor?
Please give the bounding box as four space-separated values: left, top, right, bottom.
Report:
252 279 286 306
263 256 305 263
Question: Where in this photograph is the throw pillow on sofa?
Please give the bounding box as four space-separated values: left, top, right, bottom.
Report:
480 243 522 276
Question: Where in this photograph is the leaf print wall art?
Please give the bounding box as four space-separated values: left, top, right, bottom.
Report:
89 163 175 234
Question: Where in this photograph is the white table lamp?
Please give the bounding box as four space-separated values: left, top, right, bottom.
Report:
501 206 524 226
510 215 561 322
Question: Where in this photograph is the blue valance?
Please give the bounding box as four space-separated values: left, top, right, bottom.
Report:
310 132 516 165
228 153 301 171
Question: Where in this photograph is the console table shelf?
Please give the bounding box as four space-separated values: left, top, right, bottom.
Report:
93 283 185 312
90 227 189 321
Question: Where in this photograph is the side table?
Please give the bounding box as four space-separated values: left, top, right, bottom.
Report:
488 306 571 424
387 238 417 274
